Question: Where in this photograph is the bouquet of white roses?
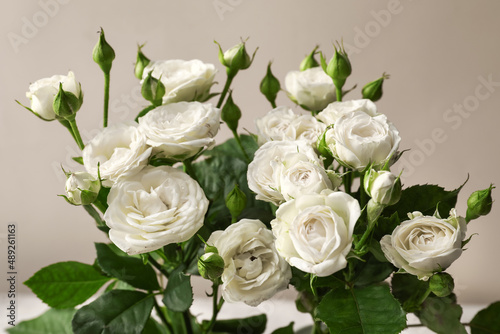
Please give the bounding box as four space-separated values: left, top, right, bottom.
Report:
12 29 499 334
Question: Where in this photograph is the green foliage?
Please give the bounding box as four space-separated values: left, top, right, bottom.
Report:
352 253 394 287
205 314 267 334
24 261 111 309
95 243 160 291
72 290 154 334
163 266 193 312
415 295 467 334
391 273 429 313
271 322 294 334
384 183 465 221
7 309 76 334
316 284 406 334
470 302 500 334
142 317 169 334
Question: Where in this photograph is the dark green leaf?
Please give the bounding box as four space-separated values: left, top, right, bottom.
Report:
95 243 159 291
83 205 109 233
24 261 111 309
6 308 76 334
142 317 169 334
384 182 465 222
391 273 429 313
72 290 155 334
208 314 267 334
353 254 394 287
470 301 500 334
316 284 406 334
416 295 467 334
271 322 294 334
204 134 259 161
163 266 193 312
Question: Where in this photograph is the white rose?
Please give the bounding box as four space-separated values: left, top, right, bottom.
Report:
285 67 336 111
142 59 216 104
279 153 333 201
25 71 81 120
380 210 467 280
65 171 100 205
316 99 378 126
271 190 361 277
83 122 152 187
138 101 220 160
104 166 209 255
364 170 402 206
325 111 401 171
207 219 291 307
255 107 326 146
247 140 324 205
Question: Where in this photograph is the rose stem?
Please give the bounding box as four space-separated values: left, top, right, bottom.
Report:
69 119 85 150
216 71 236 109
153 298 174 332
103 71 111 127
231 129 250 162
336 86 343 102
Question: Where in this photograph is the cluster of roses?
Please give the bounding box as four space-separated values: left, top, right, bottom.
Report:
20 33 483 313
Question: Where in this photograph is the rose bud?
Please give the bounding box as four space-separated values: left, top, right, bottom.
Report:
141 71 166 106
300 45 320 71
466 184 495 222
53 83 83 121
216 39 257 74
64 171 100 206
362 73 389 102
93 28 115 74
320 41 352 90
134 44 150 79
225 183 247 223
364 169 402 206
429 272 455 297
259 62 281 108
198 252 225 281
221 90 241 132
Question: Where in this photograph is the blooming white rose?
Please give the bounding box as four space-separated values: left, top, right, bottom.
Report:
279 153 333 201
255 107 326 146
25 71 81 120
207 219 291 306
138 101 220 160
105 166 209 255
142 59 216 104
380 209 467 280
83 122 152 187
324 111 401 171
285 67 336 111
316 99 378 126
65 171 100 205
247 140 325 205
271 190 361 277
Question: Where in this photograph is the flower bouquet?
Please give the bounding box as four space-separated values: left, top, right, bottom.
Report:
11 29 500 334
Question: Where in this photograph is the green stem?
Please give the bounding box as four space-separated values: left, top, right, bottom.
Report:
134 104 156 122
182 310 194 334
343 168 352 194
154 298 174 333
69 119 85 150
59 119 78 144
231 129 250 162
216 72 236 109
206 282 224 334
336 86 343 102
103 71 111 127
148 256 169 278
359 173 368 209
416 287 432 306
183 159 197 180
270 100 277 109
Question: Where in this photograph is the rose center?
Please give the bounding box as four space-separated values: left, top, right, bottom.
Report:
234 252 263 280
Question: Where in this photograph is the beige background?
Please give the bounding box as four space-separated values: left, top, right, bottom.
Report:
1 0 499 313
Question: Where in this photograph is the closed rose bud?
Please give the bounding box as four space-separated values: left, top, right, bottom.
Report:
215 40 257 74
429 272 455 297
364 169 402 206
221 91 241 132
320 42 352 90
141 71 166 106
466 184 495 222
362 73 389 102
198 252 225 281
259 62 281 107
225 183 247 223
300 45 320 71
65 171 100 205
53 83 83 121
93 28 115 74
134 44 150 79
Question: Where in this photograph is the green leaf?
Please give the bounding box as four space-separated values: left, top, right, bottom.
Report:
315 284 406 334
24 261 111 309
391 273 429 312
353 253 394 287
72 156 84 165
470 301 500 334
384 183 465 221
95 243 160 291
208 314 267 334
271 322 294 334
6 308 76 334
83 205 109 233
72 290 155 334
162 266 193 312
416 295 467 334
142 317 169 334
